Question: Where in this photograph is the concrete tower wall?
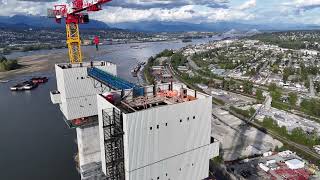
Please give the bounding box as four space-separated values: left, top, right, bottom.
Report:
97 90 219 180
123 98 212 171
54 62 117 120
77 124 102 166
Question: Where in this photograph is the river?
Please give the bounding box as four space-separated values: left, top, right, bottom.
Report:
0 37 219 180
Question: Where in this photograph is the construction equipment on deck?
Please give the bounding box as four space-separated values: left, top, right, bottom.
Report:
87 67 145 97
48 0 111 64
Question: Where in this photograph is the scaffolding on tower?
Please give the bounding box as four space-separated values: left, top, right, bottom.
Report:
102 108 125 180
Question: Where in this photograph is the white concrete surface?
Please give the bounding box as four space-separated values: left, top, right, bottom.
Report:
212 108 282 161
53 61 117 120
97 85 219 180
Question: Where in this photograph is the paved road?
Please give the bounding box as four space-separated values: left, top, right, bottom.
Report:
309 75 316 97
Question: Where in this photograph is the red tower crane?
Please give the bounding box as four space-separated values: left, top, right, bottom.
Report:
48 0 111 64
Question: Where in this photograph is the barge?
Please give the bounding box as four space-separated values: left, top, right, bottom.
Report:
31 77 48 84
10 81 38 91
10 76 47 91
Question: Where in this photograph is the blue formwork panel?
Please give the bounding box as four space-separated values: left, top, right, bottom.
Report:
88 67 144 97
133 87 144 97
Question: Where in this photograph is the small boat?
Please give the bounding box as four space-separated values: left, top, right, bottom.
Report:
0 80 9 83
131 62 146 77
130 45 140 49
31 77 48 84
182 39 192 43
10 83 24 91
22 81 38 90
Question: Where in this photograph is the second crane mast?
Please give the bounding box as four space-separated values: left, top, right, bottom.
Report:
49 0 111 64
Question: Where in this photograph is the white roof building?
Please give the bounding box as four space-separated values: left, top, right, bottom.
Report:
285 159 305 170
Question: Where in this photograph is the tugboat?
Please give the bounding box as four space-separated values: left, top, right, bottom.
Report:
31 77 48 84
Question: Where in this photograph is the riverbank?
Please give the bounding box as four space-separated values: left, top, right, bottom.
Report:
0 37 217 81
0 53 67 80
0 47 115 80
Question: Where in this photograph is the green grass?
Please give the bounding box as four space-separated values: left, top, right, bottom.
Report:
212 97 225 106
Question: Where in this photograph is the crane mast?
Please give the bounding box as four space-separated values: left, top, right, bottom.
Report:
49 0 111 64
66 23 82 63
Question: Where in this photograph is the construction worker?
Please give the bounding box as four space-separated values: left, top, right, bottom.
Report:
93 36 99 51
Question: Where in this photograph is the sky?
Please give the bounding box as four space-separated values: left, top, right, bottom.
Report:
0 0 320 25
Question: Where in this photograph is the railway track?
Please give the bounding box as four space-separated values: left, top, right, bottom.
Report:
229 109 320 160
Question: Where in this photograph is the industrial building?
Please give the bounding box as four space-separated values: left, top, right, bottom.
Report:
51 61 219 180
227 150 318 180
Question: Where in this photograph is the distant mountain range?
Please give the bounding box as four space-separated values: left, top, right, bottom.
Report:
0 15 109 29
109 21 261 32
110 21 320 32
0 15 319 32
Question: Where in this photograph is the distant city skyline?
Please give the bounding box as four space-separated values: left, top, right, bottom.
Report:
0 0 320 25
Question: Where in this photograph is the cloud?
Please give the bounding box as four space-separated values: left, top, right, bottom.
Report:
0 0 48 16
237 0 256 10
106 0 230 9
284 0 320 13
0 0 69 16
17 0 57 2
93 5 254 24
0 0 256 24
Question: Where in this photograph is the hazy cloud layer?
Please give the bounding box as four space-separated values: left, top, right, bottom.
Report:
0 0 319 25
93 5 254 23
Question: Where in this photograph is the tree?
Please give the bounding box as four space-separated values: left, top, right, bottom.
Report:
243 81 253 95
0 55 6 62
157 49 174 57
256 89 264 101
270 90 282 102
171 52 186 68
283 67 294 83
268 83 278 92
249 107 256 116
300 98 320 117
222 79 230 91
279 126 288 136
0 57 19 72
288 92 298 107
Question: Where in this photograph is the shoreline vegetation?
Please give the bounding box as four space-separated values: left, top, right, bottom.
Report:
0 52 69 80
0 56 20 72
1 44 66 55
